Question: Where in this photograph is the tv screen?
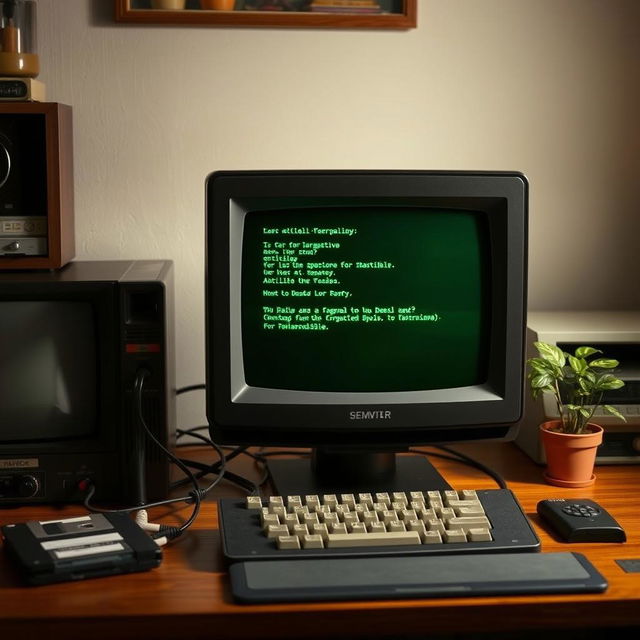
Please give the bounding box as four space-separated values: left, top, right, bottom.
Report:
0 301 97 442
241 207 490 393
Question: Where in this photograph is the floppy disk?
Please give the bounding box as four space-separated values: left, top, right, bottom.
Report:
2 512 162 585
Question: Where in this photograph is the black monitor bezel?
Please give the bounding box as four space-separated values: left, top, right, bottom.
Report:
206 170 528 448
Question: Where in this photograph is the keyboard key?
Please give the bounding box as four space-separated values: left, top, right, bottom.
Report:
277 535 300 550
266 524 289 539
302 534 324 549
444 529 467 543
468 528 493 542
327 531 421 548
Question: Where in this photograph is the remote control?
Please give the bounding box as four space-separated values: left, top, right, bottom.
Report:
537 499 626 543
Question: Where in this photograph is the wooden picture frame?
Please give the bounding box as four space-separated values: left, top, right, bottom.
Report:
114 1 417 29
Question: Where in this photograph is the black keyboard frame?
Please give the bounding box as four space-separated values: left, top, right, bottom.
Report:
218 489 540 561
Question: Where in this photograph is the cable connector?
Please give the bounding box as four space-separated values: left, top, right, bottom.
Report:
152 527 182 547
188 488 207 503
134 509 161 532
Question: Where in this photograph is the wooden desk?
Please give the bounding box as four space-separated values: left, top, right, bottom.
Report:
1 443 639 639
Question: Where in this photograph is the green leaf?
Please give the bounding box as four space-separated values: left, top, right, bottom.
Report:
589 358 619 369
603 405 626 422
530 373 554 389
575 346 601 358
578 377 593 393
569 355 587 374
594 373 624 390
530 387 542 400
527 358 552 374
598 378 625 391
534 342 565 367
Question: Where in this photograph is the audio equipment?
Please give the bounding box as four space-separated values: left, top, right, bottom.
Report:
0 102 74 269
0 77 45 101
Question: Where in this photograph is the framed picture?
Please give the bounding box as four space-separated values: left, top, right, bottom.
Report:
114 1 417 29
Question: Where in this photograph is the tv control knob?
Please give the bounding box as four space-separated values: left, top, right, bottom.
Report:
17 475 40 498
0 141 11 189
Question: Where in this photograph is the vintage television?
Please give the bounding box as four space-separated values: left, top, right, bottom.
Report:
0 260 175 504
206 170 528 495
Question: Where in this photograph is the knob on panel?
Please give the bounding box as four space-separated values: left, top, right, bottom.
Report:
0 141 11 189
17 475 39 498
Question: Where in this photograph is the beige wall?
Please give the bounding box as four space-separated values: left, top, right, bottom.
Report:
37 0 640 427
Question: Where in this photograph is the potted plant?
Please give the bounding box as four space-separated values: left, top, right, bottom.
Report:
151 0 187 9
200 0 236 9
527 341 625 487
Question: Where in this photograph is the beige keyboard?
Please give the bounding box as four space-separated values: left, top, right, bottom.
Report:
246 489 493 550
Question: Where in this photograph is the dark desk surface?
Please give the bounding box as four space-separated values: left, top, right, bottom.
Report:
1 443 640 640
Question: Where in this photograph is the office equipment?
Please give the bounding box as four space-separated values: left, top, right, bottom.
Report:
206 170 528 495
0 77 45 100
1 512 162 585
228 552 607 603
219 487 539 560
0 444 638 638
537 499 626 543
0 102 74 269
0 260 175 504
517 311 640 464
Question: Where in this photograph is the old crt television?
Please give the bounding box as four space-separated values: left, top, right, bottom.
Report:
0 260 175 504
206 171 528 494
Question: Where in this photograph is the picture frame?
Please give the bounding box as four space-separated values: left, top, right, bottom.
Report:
114 1 417 30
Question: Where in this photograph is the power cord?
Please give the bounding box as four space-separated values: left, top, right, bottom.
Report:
83 372 226 545
409 445 508 489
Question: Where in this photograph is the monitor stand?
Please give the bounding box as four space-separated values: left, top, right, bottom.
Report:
267 448 451 497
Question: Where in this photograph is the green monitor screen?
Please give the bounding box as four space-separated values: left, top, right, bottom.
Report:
241 207 490 393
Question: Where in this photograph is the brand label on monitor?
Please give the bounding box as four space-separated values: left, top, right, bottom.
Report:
349 410 392 420
0 458 39 469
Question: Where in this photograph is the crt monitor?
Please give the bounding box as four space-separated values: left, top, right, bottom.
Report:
206 170 528 494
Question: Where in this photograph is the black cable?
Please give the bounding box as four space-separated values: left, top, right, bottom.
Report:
408 445 507 489
179 458 260 495
84 371 225 540
175 425 210 446
173 383 263 492
134 370 202 533
175 442 253 493
176 383 206 395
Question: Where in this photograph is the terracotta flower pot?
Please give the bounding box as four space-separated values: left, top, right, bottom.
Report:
151 0 186 8
200 0 236 9
540 420 603 488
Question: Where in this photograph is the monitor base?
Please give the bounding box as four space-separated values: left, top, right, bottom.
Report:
267 451 451 496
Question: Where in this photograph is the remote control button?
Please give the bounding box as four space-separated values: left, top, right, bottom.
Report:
562 504 600 517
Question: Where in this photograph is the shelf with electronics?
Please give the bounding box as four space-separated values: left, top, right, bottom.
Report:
114 0 417 29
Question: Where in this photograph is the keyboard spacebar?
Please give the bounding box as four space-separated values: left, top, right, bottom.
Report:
326 531 421 548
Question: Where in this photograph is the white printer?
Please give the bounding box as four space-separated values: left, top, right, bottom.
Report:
516 311 640 464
